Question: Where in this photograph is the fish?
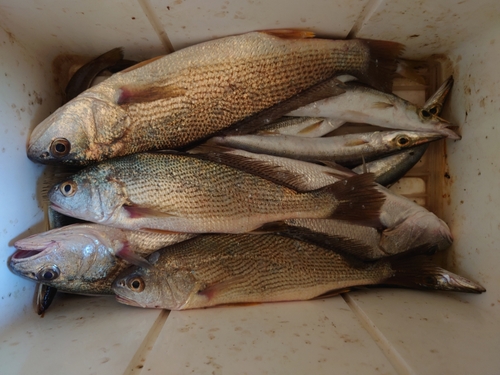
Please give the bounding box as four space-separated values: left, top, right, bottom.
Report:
47 152 385 233
287 81 460 139
190 147 453 256
111 234 484 310
64 48 125 103
209 130 444 167
36 283 58 316
423 75 454 116
27 30 403 165
9 223 195 295
351 76 454 186
352 144 429 186
254 116 342 137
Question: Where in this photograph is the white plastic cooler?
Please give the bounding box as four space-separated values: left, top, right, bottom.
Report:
1 1 499 374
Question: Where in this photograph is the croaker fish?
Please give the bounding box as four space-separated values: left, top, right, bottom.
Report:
28 30 403 165
287 81 460 139
10 223 194 295
48 152 385 233
112 234 484 310
209 130 444 167
190 147 453 256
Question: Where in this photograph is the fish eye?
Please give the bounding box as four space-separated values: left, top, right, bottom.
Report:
50 138 71 157
396 135 411 147
419 109 432 120
36 265 60 281
59 180 77 197
127 276 145 292
428 106 439 115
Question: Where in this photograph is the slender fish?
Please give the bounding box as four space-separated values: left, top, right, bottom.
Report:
209 130 444 167
287 81 460 139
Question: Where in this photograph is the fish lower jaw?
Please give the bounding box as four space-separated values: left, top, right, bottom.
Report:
115 295 148 308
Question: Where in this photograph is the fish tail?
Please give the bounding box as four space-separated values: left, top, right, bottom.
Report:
385 256 486 294
356 39 405 93
319 173 385 227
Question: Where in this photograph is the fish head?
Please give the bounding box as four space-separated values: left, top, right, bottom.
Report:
112 252 194 310
380 210 453 256
384 130 445 151
48 166 127 224
28 96 130 165
9 227 119 293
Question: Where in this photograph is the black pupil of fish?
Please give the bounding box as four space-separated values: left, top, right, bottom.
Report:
429 107 438 115
399 137 409 145
55 143 66 153
422 110 431 118
132 280 141 289
43 271 54 280
64 184 72 193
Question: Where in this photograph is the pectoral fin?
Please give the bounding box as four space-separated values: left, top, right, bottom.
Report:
118 83 186 105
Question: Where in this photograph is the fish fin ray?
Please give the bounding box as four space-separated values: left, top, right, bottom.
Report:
123 205 177 219
322 173 385 227
343 138 370 146
386 256 486 294
197 276 248 301
356 39 405 93
192 146 313 191
117 83 186 105
115 241 152 269
371 101 394 109
297 120 326 134
257 221 381 261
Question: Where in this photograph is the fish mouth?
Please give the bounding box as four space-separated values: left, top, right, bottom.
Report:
9 248 48 263
50 203 74 217
115 295 145 308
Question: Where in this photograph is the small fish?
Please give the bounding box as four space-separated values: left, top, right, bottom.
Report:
10 223 194 295
47 152 385 233
112 234 484 310
352 144 429 186
64 48 125 103
191 147 453 256
254 116 342 137
28 30 403 165
36 283 58 316
209 130 444 167
423 75 454 116
287 81 460 139
351 76 454 186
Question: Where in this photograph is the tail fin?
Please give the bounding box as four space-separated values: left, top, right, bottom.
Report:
320 173 385 227
357 39 405 93
386 256 485 294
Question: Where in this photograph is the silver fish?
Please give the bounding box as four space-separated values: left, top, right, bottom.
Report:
209 130 444 167
287 81 460 139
